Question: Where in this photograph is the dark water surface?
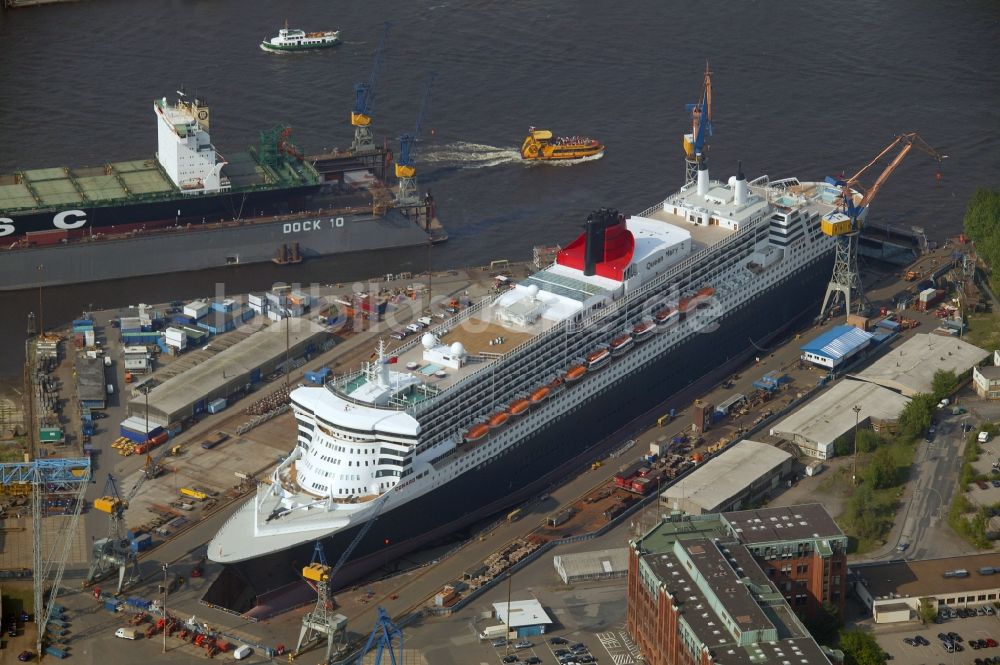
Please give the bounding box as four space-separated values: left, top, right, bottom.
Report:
1 0 998 377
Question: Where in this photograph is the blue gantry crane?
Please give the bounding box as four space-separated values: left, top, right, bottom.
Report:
351 22 391 153
683 62 713 185
295 491 394 662
395 72 436 206
357 607 404 665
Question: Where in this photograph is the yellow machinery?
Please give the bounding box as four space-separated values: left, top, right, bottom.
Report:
180 487 208 501
302 562 331 583
350 23 390 154
93 496 124 514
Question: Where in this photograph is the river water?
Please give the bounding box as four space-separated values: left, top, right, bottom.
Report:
1 0 998 377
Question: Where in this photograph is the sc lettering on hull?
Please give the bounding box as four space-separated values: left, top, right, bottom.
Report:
0 209 88 238
283 217 345 234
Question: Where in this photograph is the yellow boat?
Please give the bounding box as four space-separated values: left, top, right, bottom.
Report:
520 128 604 161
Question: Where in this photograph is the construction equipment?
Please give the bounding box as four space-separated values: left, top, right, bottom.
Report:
819 133 946 319
143 454 164 479
356 607 404 665
0 458 90 659
395 72 436 206
683 62 713 185
351 22 391 154
295 491 393 662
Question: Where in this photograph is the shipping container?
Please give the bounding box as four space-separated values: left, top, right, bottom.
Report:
876 318 901 332
304 368 331 385
212 298 236 313
207 398 227 414
130 534 153 552
183 300 210 320
200 430 229 449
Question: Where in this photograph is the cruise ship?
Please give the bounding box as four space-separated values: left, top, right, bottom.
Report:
0 94 441 290
204 153 859 616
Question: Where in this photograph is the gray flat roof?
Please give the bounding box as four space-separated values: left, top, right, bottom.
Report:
553 548 628 578
770 379 911 448
75 356 106 403
723 503 844 545
660 439 791 512
137 318 325 419
851 333 989 396
857 552 1000 599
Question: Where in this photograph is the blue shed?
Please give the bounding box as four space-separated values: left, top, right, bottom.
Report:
800 324 873 369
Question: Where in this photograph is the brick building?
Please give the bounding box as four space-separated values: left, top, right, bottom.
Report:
626 503 846 665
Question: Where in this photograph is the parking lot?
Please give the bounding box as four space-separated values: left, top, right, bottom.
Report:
484 628 642 665
877 606 1000 664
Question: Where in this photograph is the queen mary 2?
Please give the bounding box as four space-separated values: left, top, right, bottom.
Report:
204 143 858 615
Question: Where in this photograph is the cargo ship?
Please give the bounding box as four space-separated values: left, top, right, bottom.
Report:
260 23 341 52
0 95 442 290
205 145 859 616
520 128 604 161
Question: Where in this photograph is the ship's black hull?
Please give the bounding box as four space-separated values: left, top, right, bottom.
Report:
203 252 835 616
6 182 323 237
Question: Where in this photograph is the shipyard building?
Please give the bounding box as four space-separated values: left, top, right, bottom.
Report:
851 333 989 396
769 379 911 459
799 324 873 369
553 548 628 584
128 318 327 425
658 439 792 515
627 504 846 665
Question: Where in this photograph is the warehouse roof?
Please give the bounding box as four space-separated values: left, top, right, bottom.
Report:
137 318 325 421
801 324 873 361
723 503 844 545
851 333 989 396
659 440 791 513
856 552 1000 599
769 379 910 448
553 548 628 579
75 356 106 404
493 599 553 628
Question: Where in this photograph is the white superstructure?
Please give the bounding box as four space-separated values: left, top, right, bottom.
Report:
154 97 229 194
210 162 858 563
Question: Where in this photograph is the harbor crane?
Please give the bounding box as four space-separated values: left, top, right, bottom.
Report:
683 62 713 185
818 132 945 319
351 22 391 154
356 607 404 665
0 458 90 658
396 72 436 206
295 490 393 663
87 442 177 595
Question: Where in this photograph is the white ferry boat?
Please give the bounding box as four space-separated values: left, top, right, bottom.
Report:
205 150 860 616
260 24 341 53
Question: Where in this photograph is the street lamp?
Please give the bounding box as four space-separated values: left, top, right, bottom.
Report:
37 264 44 337
852 404 862 484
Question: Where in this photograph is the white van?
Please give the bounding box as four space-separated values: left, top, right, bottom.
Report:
417 316 433 327
106 383 115 395
979 431 991 444
233 644 253 660
115 627 141 640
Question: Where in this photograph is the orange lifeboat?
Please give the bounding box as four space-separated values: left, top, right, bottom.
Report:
654 307 677 325
489 412 510 428
632 320 656 341
565 364 587 383
697 286 715 298
508 399 531 416
530 386 551 403
586 348 611 369
463 423 490 443
609 334 633 356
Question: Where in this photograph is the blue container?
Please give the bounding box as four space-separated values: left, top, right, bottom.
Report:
131 534 153 552
194 400 206 415
45 646 68 658
104 600 119 612
120 427 146 443
304 368 330 385
207 398 227 414
250 368 262 383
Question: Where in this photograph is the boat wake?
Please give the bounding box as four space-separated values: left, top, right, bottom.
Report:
421 142 605 170
421 142 523 169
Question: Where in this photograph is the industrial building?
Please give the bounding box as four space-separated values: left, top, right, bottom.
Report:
658 439 792 515
627 504 846 665
851 333 989 396
75 356 107 410
128 318 327 425
852 553 1000 624
552 548 628 584
769 379 912 459
799 324 873 369
492 599 553 638
973 352 1000 399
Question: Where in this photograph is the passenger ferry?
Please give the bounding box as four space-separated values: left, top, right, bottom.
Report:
261 23 341 52
520 128 605 161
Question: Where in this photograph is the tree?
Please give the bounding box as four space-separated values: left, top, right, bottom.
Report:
963 188 1000 289
856 428 883 453
848 483 884 540
932 369 958 402
839 629 887 665
919 598 938 624
897 393 935 441
805 601 843 645
866 447 896 489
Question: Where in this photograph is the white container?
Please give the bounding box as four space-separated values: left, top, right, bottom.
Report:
84 329 96 346
248 293 264 307
183 300 210 319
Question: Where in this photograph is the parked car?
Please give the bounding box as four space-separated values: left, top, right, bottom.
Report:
502 656 518 664
17 652 33 663
903 638 916 646
526 658 543 665
514 640 533 649
550 637 569 645
949 632 964 642
987 638 998 647
915 635 929 646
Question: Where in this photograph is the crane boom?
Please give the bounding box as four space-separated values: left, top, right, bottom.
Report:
351 22 391 128
683 61 713 160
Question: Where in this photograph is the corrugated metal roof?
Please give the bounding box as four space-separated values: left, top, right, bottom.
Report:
800 324 872 360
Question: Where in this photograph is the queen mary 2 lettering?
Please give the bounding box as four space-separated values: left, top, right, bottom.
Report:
0 92 443 290
203 151 856 618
